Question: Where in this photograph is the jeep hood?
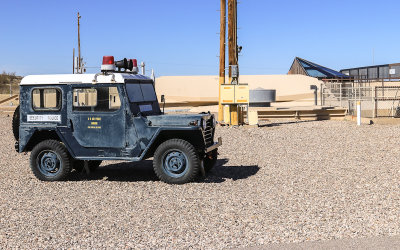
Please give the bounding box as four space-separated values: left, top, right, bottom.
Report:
146 114 212 127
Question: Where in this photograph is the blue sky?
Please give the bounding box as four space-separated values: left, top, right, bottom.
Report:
1 0 400 76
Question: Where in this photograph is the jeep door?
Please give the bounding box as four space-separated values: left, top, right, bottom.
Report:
69 84 126 148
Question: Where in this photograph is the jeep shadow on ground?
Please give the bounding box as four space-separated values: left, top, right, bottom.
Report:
68 159 259 183
199 159 259 183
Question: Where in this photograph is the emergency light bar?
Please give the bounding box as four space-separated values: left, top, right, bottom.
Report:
100 56 139 74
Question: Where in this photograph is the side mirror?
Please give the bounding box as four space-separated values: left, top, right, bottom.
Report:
161 95 166 114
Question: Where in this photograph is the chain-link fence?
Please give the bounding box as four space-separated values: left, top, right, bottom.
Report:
321 81 400 118
374 86 400 117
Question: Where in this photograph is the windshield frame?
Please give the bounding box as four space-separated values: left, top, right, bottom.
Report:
124 79 161 116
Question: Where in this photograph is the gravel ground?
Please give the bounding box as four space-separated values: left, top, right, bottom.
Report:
2 114 400 249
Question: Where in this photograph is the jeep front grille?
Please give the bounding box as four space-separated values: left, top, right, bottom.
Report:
203 118 214 147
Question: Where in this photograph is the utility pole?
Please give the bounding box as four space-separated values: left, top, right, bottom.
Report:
77 12 82 74
218 0 226 122
228 0 239 125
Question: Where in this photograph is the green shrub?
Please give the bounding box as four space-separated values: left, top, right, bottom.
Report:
0 71 21 94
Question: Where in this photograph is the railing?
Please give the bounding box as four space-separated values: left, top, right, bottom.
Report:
374 86 400 117
321 81 400 118
321 83 373 117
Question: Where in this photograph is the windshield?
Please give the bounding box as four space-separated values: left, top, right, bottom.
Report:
126 83 157 102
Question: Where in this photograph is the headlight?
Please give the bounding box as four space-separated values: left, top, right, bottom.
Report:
212 116 217 127
201 119 207 130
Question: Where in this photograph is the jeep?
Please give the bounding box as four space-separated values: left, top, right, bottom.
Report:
12 56 221 184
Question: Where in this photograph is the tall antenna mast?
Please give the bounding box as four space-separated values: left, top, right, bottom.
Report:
77 12 82 73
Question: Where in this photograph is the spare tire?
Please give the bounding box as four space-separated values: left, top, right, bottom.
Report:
12 105 20 141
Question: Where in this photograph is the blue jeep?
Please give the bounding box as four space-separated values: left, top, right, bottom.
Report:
12 59 221 184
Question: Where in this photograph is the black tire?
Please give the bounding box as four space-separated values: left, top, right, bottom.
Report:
73 160 102 172
153 139 200 184
30 140 72 181
204 149 218 173
12 105 20 141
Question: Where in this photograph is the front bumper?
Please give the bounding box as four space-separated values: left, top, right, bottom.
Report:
205 137 222 153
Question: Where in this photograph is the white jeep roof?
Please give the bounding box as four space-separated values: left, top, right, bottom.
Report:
20 73 151 85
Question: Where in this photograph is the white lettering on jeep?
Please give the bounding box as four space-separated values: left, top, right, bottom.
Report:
27 115 61 122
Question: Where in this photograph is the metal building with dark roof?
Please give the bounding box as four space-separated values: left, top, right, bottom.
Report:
340 63 400 80
288 57 349 79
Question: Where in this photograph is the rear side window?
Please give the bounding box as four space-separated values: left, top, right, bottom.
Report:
32 88 61 111
73 87 121 112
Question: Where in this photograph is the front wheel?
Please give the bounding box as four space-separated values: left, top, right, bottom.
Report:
153 139 200 184
30 140 72 181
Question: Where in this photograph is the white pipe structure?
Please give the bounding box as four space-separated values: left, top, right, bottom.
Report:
357 101 361 126
151 69 155 83
140 62 145 75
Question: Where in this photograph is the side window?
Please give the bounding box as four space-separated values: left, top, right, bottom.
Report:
32 88 61 111
73 89 97 107
73 87 121 112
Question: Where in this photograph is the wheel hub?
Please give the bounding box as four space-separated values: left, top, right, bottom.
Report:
38 151 61 176
163 150 188 177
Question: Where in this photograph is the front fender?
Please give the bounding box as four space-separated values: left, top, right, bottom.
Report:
139 127 205 160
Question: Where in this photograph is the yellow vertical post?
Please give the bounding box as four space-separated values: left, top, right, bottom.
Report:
223 105 230 124
230 105 238 125
218 0 226 122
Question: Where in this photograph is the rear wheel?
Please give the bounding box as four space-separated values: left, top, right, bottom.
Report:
153 139 200 184
30 140 72 181
12 105 20 141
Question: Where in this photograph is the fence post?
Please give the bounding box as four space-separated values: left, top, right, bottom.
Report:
320 83 323 106
339 83 342 107
374 86 377 118
357 101 361 126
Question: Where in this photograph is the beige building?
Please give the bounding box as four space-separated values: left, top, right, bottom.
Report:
155 74 322 107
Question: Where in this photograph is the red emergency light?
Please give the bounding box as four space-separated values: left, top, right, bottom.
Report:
102 56 114 65
101 56 116 71
130 59 137 67
130 59 138 74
